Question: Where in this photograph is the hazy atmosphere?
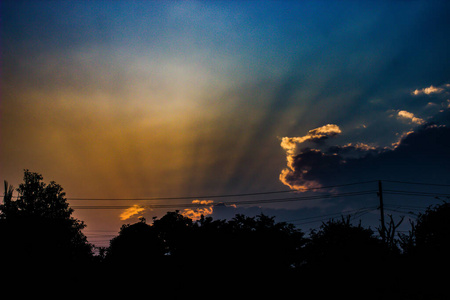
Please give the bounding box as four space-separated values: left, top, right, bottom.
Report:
2 1 450 247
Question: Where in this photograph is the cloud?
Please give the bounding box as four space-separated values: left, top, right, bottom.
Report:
398 110 426 125
279 124 450 190
120 205 146 221
181 200 214 221
412 84 449 96
391 130 415 149
280 124 341 191
280 124 342 153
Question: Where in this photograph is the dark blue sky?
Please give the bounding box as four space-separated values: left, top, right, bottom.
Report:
2 1 450 245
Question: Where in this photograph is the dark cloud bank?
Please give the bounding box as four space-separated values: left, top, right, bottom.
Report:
205 110 450 225
283 123 450 189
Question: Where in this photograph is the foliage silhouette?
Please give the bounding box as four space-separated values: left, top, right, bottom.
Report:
102 211 305 284
106 217 165 269
2 170 450 296
297 216 395 296
304 216 387 267
413 202 450 258
399 202 450 260
397 202 450 298
0 170 93 272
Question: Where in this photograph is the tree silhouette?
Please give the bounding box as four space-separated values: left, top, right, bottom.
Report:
106 217 165 267
152 210 194 257
381 214 404 252
102 211 305 283
396 202 450 298
305 216 385 265
0 170 93 269
1 181 14 218
414 202 450 257
300 216 392 296
3 170 449 296
223 214 305 274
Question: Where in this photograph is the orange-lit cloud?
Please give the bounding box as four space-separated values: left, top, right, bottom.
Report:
398 110 425 125
281 124 342 153
343 142 377 151
280 124 341 191
181 200 214 220
120 205 146 221
282 125 450 198
412 85 444 95
279 168 322 192
391 130 415 149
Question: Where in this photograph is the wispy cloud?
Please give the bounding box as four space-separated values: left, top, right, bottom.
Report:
181 200 214 221
120 205 146 221
398 110 426 125
412 84 449 96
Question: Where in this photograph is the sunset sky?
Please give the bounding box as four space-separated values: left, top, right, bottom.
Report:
2 1 450 246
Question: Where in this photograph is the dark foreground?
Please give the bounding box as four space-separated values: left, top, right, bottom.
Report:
1 171 449 298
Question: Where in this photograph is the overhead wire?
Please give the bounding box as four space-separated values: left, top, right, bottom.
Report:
9 179 449 201
384 208 419 217
287 206 377 223
290 206 378 226
7 179 449 216
383 189 450 198
71 190 378 209
61 180 450 210
381 180 450 187
384 204 428 210
5 178 448 247
76 179 446 244
65 180 377 201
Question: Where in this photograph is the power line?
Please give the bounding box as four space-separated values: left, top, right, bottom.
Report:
65 180 377 201
383 189 450 198
8 179 449 202
384 204 429 210
286 206 377 223
71 190 378 210
10 179 448 202
64 179 450 201
78 178 447 244
382 180 450 187
384 208 419 217
290 207 378 226
350 208 376 221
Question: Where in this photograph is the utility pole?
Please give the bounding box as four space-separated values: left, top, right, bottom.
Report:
378 180 386 242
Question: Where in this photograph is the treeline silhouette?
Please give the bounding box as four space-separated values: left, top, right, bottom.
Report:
1 170 449 297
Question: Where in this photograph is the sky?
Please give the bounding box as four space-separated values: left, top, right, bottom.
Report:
1 0 450 247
